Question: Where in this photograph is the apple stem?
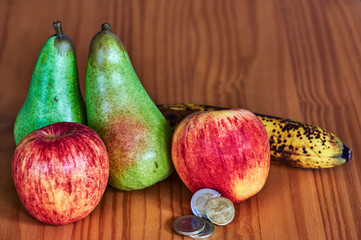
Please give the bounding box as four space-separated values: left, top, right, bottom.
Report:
101 23 111 32
53 21 64 39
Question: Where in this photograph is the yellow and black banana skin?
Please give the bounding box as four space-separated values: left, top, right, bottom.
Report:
157 103 352 169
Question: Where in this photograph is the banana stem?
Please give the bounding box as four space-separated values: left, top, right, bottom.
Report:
53 21 63 39
346 148 352 162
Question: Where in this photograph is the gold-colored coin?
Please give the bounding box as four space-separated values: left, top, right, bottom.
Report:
204 197 235 226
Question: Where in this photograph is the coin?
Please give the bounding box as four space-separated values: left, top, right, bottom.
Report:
204 197 235 226
189 219 215 239
191 188 221 218
173 215 206 236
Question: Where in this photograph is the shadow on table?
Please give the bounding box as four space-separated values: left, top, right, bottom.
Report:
0 116 39 230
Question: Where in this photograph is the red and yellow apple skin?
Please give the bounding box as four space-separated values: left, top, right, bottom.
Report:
12 122 109 225
171 109 270 203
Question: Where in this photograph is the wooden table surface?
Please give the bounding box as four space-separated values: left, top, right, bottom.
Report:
1 0 361 239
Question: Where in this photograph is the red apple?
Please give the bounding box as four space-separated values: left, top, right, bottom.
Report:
12 122 109 225
171 109 270 203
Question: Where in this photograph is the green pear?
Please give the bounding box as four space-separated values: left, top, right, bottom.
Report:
14 21 86 145
85 23 173 190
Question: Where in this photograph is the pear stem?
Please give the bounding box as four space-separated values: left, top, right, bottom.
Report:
53 21 64 39
101 23 111 32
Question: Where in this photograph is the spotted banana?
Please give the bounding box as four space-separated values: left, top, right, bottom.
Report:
157 103 352 169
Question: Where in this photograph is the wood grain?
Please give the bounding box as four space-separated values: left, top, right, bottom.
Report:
1 0 360 239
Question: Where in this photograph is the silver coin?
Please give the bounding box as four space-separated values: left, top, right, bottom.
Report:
191 188 221 218
189 219 215 239
173 215 206 236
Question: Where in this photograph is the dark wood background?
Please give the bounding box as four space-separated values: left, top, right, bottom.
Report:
1 0 360 239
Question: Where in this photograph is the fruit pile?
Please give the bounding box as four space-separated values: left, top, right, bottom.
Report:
12 21 352 228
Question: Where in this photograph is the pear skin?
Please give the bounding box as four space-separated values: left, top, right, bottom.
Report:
85 23 173 190
14 21 86 145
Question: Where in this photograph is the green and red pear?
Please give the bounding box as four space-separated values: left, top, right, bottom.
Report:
171 109 270 203
85 23 173 190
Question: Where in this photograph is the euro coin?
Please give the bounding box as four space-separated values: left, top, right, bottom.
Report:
173 215 206 236
189 219 215 239
204 197 235 226
191 188 221 218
